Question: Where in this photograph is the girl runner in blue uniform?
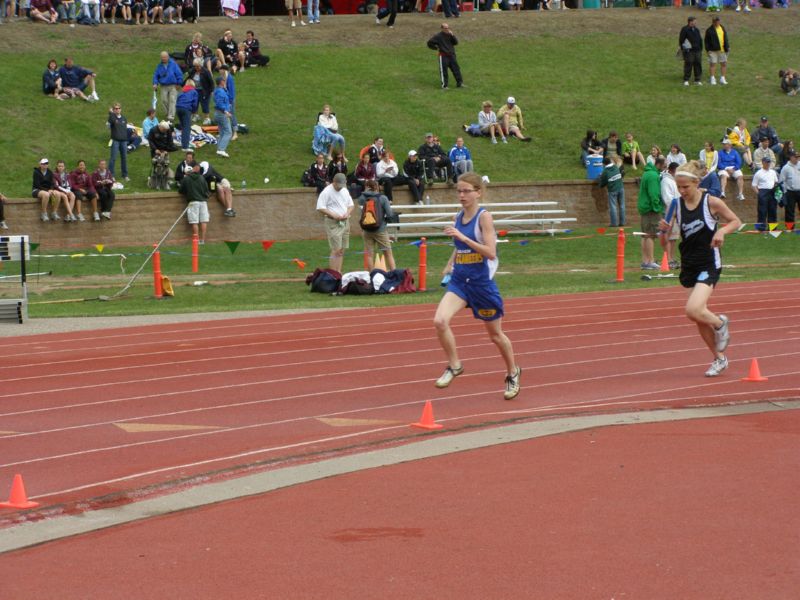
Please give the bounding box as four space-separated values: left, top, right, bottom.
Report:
661 160 741 377
433 172 521 400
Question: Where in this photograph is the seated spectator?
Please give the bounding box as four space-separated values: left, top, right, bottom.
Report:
185 32 215 72
145 0 163 24
199 160 236 216
360 137 387 164
308 153 329 194
665 144 687 166
778 139 795 169
142 107 159 141
349 153 376 199
698 160 722 198
102 0 119 23
42 59 63 99
717 138 745 201
175 80 199 151
30 0 58 22
148 120 178 158
68 159 98 221
375 150 403 202
728 118 753 170
162 0 178 23
581 130 603 166
646 144 662 165
417 132 452 182
179 162 210 244
80 0 101 25
243 30 270 68
327 150 348 182
448 137 474 182
497 96 531 142
0 192 8 230
185 57 214 125
131 0 145 24
752 116 783 156
358 179 396 272
601 131 623 167
53 160 78 221
216 30 243 74
118 0 132 24
621 132 646 170
753 137 777 169
92 159 115 220
478 100 506 144
126 123 143 152
313 104 346 161
57 0 78 23
32 158 60 222
699 141 718 173
779 68 799 96
180 0 197 23
403 150 426 205
174 150 195 185
59 57 99 102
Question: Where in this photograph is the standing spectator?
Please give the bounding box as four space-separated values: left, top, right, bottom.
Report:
497 97 531 142
666 144 687 167
637 157 665 270
59 57 99 102
218 64 238 141
185 58 214 126
286 0 305 27
243 31 270 67
478 101 506 144
53 160 78 222
751 157 779 230
0 192 8 230
717 138 744 201
779 150 800 226
107 102 130 182
32 158 60 222
216 30 244 73
601 131 622 166
358 179 396 272
753 137 777 168
175 80 199 152
179 162 210 244
42 59 63 99
30 0 58 22
704 16 729 86
91 159 115 220
316 173 353 274
598 155 625 228
375 0 398 28
752 116 783 156
679 15 703 86
621 132 646 170
449 137 474 182
441 0 459 17
213 76 232 158
660 162 680 269
307 0 319 23
199 161 236 217
68 160 98 221
403 150 426 205
152 51 183 123
427 22 463 90
699 141 718 174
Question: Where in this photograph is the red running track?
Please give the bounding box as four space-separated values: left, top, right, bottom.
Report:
2 409 798 598
1 279 799 518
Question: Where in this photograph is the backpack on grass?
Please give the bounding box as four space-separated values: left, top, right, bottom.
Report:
305 268 342 294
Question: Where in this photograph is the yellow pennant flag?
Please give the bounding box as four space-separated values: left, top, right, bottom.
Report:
768 223 778 231
95 244 104 253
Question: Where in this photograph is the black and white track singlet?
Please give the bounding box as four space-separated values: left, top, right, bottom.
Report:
678 192 720 270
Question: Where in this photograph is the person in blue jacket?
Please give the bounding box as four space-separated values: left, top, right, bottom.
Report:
175 80 200 152
58 57 99 102
218 64 238 140
152 51 184 122
448 137 474 183
717 138 744 201
213 76 232 158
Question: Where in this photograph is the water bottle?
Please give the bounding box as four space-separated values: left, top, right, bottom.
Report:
425 194 431 206
241 179 246 191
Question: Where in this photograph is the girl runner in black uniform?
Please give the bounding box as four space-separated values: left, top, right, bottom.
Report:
661 160 741 377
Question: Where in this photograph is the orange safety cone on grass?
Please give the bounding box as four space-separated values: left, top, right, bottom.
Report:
0 474 40 509
660 252 670 272
411 401 443 430
741 358 768 382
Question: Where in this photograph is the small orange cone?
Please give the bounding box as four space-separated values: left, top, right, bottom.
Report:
0 474 40 509
411 401 443 430
659 252 670 272
741 358 768 382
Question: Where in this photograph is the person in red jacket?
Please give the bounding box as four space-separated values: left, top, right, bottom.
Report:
68 160 99 221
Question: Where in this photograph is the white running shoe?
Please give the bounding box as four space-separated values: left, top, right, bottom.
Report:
77 213 86 222
710 76 717 85
0 221 7 230
720 76 728 85
90 91 99 101
50 212 61 221
705 356 729 377
744 5 751 12
216 150 230 158
714 315 730 352
41 212 49 222
736 193 745 201
503 366 521 400
435 364 463 388
683 81 690 87
735 4 741 10
101 211 112 220
93 212 100 221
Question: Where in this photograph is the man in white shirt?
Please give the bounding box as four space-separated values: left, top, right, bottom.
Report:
751 157 779 231
316 173 353 273
779 150 800 226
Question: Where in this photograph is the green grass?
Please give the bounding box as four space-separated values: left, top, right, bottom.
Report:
5 227 798 317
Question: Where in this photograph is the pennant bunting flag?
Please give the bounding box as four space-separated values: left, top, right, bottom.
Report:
497 230 508 237
95 244 104 253
768 223 778 231
30 242 40 251
224 240 240 254
596 228 606 235
519 240 530 246
769 230 782 239
261 240 274 252
786 222 795 231
408 240 422 247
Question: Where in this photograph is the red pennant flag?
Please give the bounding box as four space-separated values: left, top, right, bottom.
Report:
261 240 274 252
786 222 795 231
596 227 606 235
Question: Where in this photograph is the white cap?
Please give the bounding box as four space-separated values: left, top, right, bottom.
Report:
184 165 194 174
199 161 209 174
40 158 49 165
408 150 417 157
507 96 515 104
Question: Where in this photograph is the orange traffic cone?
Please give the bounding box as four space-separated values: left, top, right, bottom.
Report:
660 252 670 272
741 358 768 382
411 401 443 430
0 474 40 509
